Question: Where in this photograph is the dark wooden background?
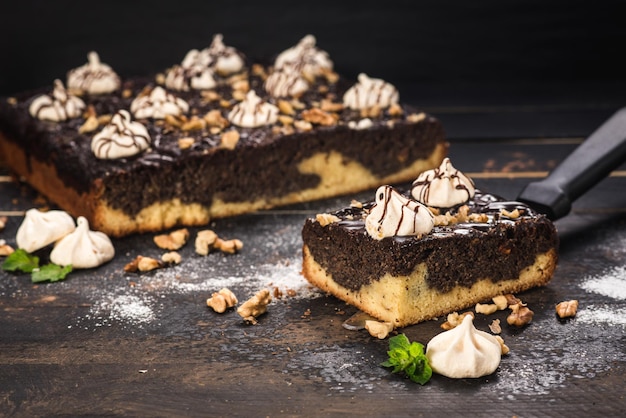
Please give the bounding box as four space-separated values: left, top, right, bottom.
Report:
2 2 626 416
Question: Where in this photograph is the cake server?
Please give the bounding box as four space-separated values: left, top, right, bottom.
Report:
517 107 626 220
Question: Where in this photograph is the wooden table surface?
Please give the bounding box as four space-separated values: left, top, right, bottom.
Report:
1 94 626 417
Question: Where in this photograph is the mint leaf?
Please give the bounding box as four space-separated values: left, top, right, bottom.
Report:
31 264 73 283
382 334 432 385
1 248 40 273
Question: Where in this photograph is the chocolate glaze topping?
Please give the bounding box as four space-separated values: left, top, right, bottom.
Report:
302 190 558 293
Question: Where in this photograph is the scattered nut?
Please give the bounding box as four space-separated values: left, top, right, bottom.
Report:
83 105 97 119
492 295 508 310
232 90 247 102
164 114 183 128
505 294 522 306
178 137 195 150
0 216 7 231
200 90 222 102
315 213 340 227
97 114 113 125
251 63 267 78
301 108 337 126
293 120 313 131
350 200 363 209
161 251 182 264
237 289 271 324
441 311 474 330
321 68 339 83
365 320 394 339
278 115 294 126
232 79 249 93
360 105 381 119
219 99 233 108
278 100 295 115
501 208 521 219
407 112 426 123
214 238 243 254
489 319 502 334
0 243 15 256
556 300 579 318
507 303 534 327
181 116 206 132
220 130 240 150
388 103 404 117
153 228 189 250
475 302 498 315
155 73 166 85
319 99 343 113
495 335 510 355
122 89 133 99
195 229 218 255
207 288 238 313
468 213 489 223
124 255 164 272
79 115 99 133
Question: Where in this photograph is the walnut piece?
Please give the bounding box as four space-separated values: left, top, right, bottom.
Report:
501 208 521 219
178 137 195 150
489 319 502 334
475 302 498 315
365 320 394 339
207 288 238 313
278 100 295 115
195 229 218 255
220 130 240 150
320 99 344 113
79 115 99 133
387 103 403 117
0 242 15 256
161 251 182 264
495 335 510 355
507 303 534 327
406 112 426 123
441 311 474 330
556 300 579 318
492 295 509 310
214 238 243 254
301 108 337 126
153 228 189 250
124 255 164 272
315 213 340 227
237 289 271 324
293 120 313 131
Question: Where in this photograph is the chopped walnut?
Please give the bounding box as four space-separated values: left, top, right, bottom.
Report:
0 242 15 256
0 216 7 231
251 63 267 79
505 294 522 306
441 311 474 330
278 115 294 126
489 319 502 334
181 116 206 132
220 130 240 150
556 300 579 318
195 229 218 255
97 114 112 125
153 228 189 250
315 213 340 227
407 112 426 123
507 303 534 327
83 105 97 119
293 120 313 131
360 105 381 119
203 109 229 129
290 99 305 110
387 103 403 117
155 73 166 85
501 208 521 219
231 90 247 102
178 137 195 150
492 295 509 310
428 207 441 216
237 289 271 324
321 68 339 83
79 115 99 134
495 335 510 355
214 238 243 254
301 108 337 126
122 89 133 99
277 100 295 115
468 213 489 223
207 288 238 313
365 320 394 339
456 205 470 222
219 99 232 108
350 200 363 209
320 99 344 113
475 303 498 315
164 114 184 128
232 79 249 93
161 251 182 264
124 255 164 272
201 90 222 102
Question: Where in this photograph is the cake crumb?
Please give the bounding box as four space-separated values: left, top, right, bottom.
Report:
154 228 189 250
237 289 271 324
556 300 579 318
475 302 498 315
365 320 394 339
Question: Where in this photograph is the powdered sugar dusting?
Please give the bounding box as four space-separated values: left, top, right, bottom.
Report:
580 267 626 301
576 305 626 326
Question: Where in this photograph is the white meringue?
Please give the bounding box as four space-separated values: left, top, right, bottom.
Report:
274 34 333 79
365 185 434 240
264 64 309 98
204 33 245 76
130 86 189 119
67 51 121 95
50 216 115 269
426 314 502 379
411 158 476 207
16 209 76 253
165 64 217 91
29 79 86 122
227 90 279 128
343 73 399 110
91 110 151 159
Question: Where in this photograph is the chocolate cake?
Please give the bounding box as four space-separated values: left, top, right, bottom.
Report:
301 159 558 328
0 35 447 237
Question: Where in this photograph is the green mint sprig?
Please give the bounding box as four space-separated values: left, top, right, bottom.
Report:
2 248 73 283
381 334 432 385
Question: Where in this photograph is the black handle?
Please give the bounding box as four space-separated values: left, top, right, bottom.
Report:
517 107 626 220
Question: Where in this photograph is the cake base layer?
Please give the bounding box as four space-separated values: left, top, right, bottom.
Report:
303 245 557 327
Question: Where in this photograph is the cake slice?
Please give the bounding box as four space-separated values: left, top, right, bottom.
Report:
301 158 558 328
0 35 447 237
